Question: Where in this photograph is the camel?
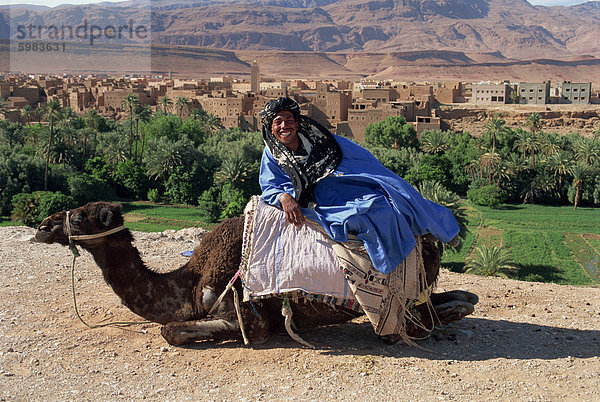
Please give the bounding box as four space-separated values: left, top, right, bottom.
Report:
35 201 478 346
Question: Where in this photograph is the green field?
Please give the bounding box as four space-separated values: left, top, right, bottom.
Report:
120 202 217 232
441 203 600 286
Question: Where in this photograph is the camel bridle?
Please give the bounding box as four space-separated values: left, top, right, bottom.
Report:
65 210 127 242
65 209 150 328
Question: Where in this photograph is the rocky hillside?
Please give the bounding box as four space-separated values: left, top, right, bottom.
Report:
2 0 600 59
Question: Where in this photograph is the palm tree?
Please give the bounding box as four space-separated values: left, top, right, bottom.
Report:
0 96 8 117
175 96 190 119
465 245 519 279
145 138 186 183
97 131 129 166
42 99 62 190
85 109 101 152
20 105 33 126
420 130 449 154
513 129 531 159
214 155 251 187
418 180 466 229
204 113 223 136
480 152 502 183
121 93 140 156
483 116 506 155
546 151 572 194
189 108 207 121
464 157 481 180
134 104 152 164
523 135 541 168
574 137 599 166
526 112 542 136
505 153 529 178
158 96 173 114
59 107 78 129
570 164 587 210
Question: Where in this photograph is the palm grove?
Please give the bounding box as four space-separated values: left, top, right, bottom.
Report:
1 95 600 230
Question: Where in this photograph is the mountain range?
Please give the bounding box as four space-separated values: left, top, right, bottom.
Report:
2 0 600 58
3 0 600 81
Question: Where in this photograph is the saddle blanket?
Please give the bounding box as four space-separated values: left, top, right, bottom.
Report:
240 196 356 305
239 196 428 339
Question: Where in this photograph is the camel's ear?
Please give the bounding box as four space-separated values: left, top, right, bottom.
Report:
99 208 113 226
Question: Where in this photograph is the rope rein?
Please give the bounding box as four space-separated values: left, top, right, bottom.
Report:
66 210 150 328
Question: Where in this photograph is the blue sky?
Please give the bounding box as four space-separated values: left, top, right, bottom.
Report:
6 0 594 8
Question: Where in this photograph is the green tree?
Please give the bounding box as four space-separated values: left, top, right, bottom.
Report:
214 155 251 187
364 115 417 149
526 112 542 136
419 130 449 154
159 96 173 114
465 245 519 279
574 137 599 166
85 109 102 151
175 96 190 119
546 151 572 194
134 104 152 163
121 93 140 156
483 116 506 155
204 113 223 136
571 164 587 210
20 105 33 126
0 96 8 117
42 99 62 190
96 130 129 166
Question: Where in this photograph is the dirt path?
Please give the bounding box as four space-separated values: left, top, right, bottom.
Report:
1 226 599 400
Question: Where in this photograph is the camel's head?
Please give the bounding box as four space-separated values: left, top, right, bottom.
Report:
35 201 126 246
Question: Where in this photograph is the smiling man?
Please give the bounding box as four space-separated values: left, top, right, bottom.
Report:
259 97 460 275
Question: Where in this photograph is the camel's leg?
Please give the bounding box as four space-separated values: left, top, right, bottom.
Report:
430 290 479 307
430 290 478 326
161 318 241 345
161 301 271 346
433 301 475 326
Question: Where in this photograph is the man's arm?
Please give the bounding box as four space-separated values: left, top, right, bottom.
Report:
259 149 305 227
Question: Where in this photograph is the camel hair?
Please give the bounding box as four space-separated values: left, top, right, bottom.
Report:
35 201 478 346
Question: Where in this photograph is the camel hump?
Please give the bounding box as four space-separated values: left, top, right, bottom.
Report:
189 216 245 290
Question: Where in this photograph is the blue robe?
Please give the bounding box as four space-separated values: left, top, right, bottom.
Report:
259 134 459 274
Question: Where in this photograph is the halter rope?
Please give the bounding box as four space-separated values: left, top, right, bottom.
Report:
65 210 150 328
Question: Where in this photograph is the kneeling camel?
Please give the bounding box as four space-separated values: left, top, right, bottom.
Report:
35 202 477 346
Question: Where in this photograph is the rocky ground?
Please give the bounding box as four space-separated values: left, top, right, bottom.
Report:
1 225 599 400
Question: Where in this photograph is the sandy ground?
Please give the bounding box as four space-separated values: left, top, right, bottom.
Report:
1 225 599 401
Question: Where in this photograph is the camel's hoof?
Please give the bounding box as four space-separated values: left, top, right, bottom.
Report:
434 301 475 325
379 334 402 345
160 324 188 346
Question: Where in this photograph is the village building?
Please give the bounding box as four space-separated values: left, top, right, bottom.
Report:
519 81 551 104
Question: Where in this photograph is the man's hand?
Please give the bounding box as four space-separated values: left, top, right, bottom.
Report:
279 193 305 227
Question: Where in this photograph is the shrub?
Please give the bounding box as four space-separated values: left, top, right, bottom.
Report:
467 184 506 207
68 173 115 205
11 192 40 227
37 191 76 221
197 187 221 222
164 166 200 205
112 160 150 199
219 183 246 219
10 191 75 227
147 188 161 203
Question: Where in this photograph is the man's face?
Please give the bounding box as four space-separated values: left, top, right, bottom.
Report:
271 110 299 151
